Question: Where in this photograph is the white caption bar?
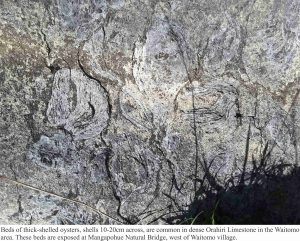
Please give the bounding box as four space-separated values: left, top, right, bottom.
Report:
1 225 299 241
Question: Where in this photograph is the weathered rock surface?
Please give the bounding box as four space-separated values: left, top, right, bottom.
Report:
0 0 299 224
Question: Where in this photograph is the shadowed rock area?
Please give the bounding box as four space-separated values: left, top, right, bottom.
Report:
0 0 299 224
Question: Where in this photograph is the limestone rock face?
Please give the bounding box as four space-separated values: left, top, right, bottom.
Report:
0 0 299 224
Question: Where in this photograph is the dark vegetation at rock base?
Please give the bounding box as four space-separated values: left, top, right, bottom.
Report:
167 161 300 224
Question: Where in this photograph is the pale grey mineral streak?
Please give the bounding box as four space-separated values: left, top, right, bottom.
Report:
0 0 299 224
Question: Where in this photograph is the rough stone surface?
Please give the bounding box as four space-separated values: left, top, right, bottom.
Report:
0 0 299 224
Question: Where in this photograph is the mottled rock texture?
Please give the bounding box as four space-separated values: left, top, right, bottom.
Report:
0 0 299 224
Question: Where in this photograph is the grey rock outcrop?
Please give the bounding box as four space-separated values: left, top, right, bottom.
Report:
0 0 299 224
